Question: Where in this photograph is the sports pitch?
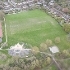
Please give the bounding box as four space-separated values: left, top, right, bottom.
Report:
5 9 70 50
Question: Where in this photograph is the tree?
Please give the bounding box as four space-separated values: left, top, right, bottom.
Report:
60 20 64 26
63 23 70 33
40 43 47 52
62 50 70 57
55 0 59 2
0 64 4 70
3 65 10 70
46 57 51 64
16 0 20 3
55 37 61 44
8 56 20 67
0 5 3 10
31 46 39 55
30 59 41 70
0 10 5 21
67 33 70 41
30 60 36 70
34 66 41 70
46 39 52 47
35 59 40 66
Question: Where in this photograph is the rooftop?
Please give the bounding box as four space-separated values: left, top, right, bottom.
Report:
49 46 59 53
8 43 31 57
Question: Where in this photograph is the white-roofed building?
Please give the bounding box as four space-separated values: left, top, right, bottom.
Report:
10 43 23 50
8 43 32 57
49 46 59 53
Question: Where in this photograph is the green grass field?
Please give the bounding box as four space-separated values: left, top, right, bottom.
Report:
5 9 70 50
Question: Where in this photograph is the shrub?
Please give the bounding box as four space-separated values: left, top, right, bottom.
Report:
0 10 5 21
46 57 51 64
62 50 70 58
63 23 70 33
55 37 61 44
46 39 52 47
40 43 47 52
31 46 39 55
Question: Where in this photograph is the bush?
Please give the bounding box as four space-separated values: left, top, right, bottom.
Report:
46 57 51 64
55 37 61 44
63 23 70 33
0 10 5 21
46 39 52 47
40 43 47 52
0 52 7 61
31 46 39 55
62 50 70 58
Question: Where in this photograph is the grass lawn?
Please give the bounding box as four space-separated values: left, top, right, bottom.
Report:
5 9 70 50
